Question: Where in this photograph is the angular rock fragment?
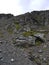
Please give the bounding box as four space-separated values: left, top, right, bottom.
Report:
38 49 43 53
34 33 45 42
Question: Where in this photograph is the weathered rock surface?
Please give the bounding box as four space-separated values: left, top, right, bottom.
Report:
0 10 49 65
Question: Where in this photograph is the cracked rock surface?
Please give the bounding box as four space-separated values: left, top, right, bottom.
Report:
0 10 49 65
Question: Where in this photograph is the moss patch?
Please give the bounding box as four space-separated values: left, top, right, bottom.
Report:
23 31 36 37
35 40 42 46
7 26 13 34
14 21 21 30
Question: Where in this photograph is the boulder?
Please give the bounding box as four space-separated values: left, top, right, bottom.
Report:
34 33 46 42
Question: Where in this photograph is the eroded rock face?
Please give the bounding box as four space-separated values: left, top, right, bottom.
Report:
0 14 13 19
0 10 49 65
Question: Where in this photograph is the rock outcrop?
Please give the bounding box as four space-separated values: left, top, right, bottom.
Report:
0 10 49 65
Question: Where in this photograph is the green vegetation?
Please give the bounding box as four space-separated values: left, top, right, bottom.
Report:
35 40 42 46
46 62 49 65
12 38 16 44
23 31 37 37
23 30 43 46
14 21 21 30
23 31 31 37
7 26 13 34
34 58 41 65
29 54 41 65
23 29 48 37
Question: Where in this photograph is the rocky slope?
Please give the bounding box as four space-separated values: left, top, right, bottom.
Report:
0 10 49 65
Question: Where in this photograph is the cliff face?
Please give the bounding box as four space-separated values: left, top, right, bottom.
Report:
15 10 49 26
0 10 49 26
0 10 49 65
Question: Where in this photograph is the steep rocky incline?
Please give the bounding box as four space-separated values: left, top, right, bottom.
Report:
0 10 49 65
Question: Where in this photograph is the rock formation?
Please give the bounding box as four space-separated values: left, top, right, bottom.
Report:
0 10 49 65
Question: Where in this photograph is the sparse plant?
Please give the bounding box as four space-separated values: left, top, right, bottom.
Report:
14 21 21 30
7 25 13 34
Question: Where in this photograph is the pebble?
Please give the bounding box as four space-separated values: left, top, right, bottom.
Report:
11 58 15 62
34 55 38 58
43 58 47 62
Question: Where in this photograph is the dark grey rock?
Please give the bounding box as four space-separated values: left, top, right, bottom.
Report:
0 10 49 65
0 53 3 59
0 49 2 53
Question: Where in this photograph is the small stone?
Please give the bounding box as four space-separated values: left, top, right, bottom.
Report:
0 41 2 44
1 58 4 61
11 58 15 62
43 58 47 62
38 49 43 53
34 54 38 58
43 45 47 48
